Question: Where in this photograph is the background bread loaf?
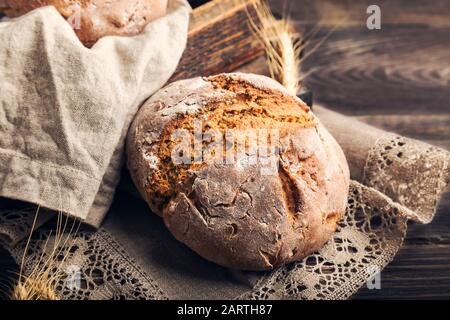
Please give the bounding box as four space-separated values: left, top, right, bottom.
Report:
0 0 168 46
127 73 350 271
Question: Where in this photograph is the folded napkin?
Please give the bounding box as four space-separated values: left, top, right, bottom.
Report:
0 0 190 227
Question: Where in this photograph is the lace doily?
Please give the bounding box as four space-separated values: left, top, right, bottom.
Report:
239 181 408 299
8 226 167 300
364 134 450 223
0 205 53 248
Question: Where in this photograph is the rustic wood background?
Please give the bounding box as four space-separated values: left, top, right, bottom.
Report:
264 0 450 299
170 0 264 82
1 0 449 300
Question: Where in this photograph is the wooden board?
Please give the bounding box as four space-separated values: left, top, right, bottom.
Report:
170 0 265 81
268 0 450 27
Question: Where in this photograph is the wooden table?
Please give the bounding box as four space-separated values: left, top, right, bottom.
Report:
265 0 450 299
1 0 449 300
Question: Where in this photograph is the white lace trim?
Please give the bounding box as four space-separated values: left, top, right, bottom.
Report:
363 134 450 223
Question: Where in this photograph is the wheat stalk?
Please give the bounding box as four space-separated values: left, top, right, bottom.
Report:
247 0 303 95
247 0 335 96
7 208 81 300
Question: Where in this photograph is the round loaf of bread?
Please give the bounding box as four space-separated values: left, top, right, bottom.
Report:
127 73 350 271
0 0 167 46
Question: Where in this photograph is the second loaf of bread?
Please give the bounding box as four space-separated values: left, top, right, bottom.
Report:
0 0 168 46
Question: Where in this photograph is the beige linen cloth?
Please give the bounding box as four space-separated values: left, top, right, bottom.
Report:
0 0 190 227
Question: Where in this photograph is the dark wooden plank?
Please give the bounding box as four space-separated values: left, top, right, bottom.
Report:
236 24 450 116
170 0 265 82
269 0 450 27
299 25 450 116
354 244 450 299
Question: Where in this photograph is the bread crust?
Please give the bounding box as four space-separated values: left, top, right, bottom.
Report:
127 73 350 271
0 0 168 46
